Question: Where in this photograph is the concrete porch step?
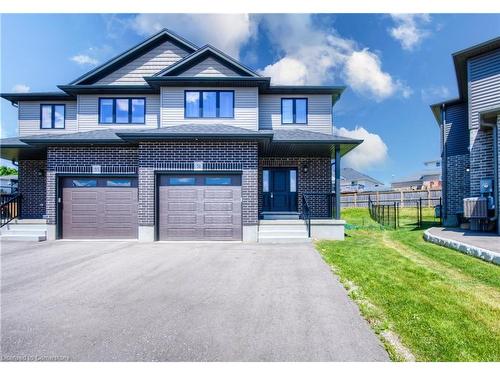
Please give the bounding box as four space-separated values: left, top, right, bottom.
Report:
1 222 48 242
258 219 310 243
258 236 312 243
1 233 47 242
259 220 306 225
262 212 301 220
10 219 47 225
1 225 47 233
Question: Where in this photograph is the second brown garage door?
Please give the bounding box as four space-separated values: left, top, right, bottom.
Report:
62 177 138 239
159 174 242 241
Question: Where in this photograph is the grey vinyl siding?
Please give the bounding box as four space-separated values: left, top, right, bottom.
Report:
444 102 469 156
468 49 500 130
77 94 160 131
178 57 241 77
18 101 77 136
258 94 333 134
160 86 258 130
96 40 190 85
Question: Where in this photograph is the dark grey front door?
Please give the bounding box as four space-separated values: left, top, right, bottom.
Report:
62 177 138 239
158 174 242 241
262 168 298 212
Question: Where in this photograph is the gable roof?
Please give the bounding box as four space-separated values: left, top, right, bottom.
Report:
153 45 261 78
340 168 383 185
430 37 500 124
69 28 198 85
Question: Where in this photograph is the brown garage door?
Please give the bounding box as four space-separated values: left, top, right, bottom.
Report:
62 177 138 239
159 174 242 241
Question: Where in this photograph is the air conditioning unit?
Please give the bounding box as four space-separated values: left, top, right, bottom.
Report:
463 197 488 219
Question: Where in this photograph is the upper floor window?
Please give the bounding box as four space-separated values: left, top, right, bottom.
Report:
281 98 307 124
41 104 65 129
185 90 234 118
99 98 145 124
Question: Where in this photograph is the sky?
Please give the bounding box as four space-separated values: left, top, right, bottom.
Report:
1 13 499 184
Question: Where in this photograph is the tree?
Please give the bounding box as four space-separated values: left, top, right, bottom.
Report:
0 166 18 176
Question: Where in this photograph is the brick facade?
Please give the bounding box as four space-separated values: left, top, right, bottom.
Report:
445 154 470 216
45 145 138 224
469 126 495 197
259 157 332 218
138 141 259 226
18 159 46 219
28 142 331 232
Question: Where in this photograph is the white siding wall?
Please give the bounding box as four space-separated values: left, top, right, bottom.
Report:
18 101 77 136
259 94 333 134
178 57 240 77
77 94 160 131
161 87 258 130
96 41 190 85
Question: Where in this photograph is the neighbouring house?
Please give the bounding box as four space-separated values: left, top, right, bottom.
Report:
391 161 442 191
0 174 18 194
337 167 384 192
0 28 362 242
430 37 500 234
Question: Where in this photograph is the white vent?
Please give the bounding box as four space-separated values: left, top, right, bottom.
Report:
463 197 488 218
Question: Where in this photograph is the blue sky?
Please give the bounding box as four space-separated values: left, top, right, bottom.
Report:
1 13 499 183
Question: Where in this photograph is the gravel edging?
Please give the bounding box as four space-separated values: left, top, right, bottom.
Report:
423 229 500 265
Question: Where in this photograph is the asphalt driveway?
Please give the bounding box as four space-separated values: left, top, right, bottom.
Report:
1 240 388 361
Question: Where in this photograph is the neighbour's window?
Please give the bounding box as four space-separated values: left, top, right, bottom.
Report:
71 179 97 188
99 98 145 124
106 179 132 187
169 177 196 186
281 98 307 124
40 104 65 129
205 177 232 186
185 91 234 118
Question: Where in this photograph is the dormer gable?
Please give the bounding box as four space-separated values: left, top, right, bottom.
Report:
154 45 261 78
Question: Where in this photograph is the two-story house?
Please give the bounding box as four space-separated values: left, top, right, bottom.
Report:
0 28 361 242
431 37 500 235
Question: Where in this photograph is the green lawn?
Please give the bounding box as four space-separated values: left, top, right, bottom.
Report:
317 208 500 361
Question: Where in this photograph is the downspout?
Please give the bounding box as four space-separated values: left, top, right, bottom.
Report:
481 121 499 233
441 104 448 225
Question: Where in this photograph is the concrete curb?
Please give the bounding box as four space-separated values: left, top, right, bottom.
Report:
423 229 500 265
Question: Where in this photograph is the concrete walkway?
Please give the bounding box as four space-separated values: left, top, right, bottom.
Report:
1 241 388 361
424 227 500 265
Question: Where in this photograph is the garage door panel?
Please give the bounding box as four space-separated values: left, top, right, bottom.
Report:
159 176 242 241
203 214 234 225
203 189 234 199
203 201 234 211
62 182 138 239
166 188 198 199
165 214 198 224
167 202 197 211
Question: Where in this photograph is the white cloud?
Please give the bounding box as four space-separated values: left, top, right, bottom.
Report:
389 14 431 51
12 84 30 93
259 57 308 85
420 85 450 103
70 54 99 66
344 49 411 101
131 14 256 58
257 14 410 101
334 126 388 169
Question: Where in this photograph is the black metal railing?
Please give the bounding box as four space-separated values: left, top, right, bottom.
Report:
302 194 312 237
302 192 337 220
1 193 21 227
368 196 399 229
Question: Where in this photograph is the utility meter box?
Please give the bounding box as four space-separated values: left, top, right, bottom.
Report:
480 178 493 194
